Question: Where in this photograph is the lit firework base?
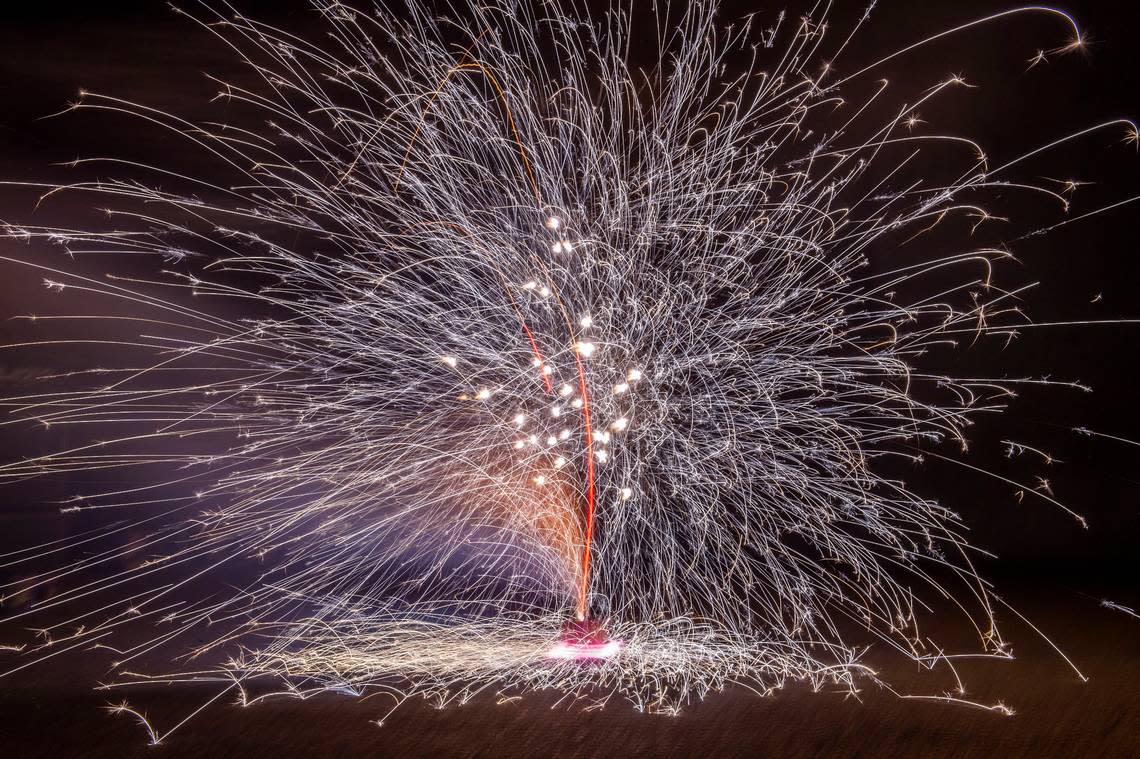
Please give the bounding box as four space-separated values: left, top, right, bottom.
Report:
0 0 1131 742
216 611 856 720
548 618 620 660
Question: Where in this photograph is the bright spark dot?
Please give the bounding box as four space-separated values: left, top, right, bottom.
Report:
620 487 633 500
441 355 457 368
476 388 491 400
596 449 609 463
545 216 560 230
532 357 542 367
576 342 596 358
558 429 571 440
612 417 628 432
560 383 574 396
539 286 551 298
554 456 566 468
614 382 629 394
524 280 537 290
571 398 583 409
552 242 563 254
627 368 642 381
542 364 553 375
513 440 525 450
534 475 546 486
551 405 562 417
579 315 593 329
546 436 557 446
513 413 526 427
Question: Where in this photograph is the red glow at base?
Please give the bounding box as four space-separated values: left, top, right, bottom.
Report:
546 639 621 660
547 618 621 660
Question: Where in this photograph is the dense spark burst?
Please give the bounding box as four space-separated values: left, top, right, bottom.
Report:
0 0 1135 742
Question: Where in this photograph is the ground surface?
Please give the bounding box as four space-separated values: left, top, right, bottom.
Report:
2 583 1136 758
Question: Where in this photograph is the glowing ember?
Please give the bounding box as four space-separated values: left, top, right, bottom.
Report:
548 619 621 660
547 639 622 661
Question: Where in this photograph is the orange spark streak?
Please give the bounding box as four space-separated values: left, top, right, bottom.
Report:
571 352 596 621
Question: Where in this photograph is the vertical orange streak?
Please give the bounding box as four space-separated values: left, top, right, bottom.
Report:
520 322 554 393
573 353 596 620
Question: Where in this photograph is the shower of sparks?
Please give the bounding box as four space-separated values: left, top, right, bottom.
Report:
0 0 1136 743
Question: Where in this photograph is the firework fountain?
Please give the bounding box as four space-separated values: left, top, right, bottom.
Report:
0 0 1135 742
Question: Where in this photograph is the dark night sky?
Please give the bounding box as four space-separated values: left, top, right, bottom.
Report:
0 2 1138 756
